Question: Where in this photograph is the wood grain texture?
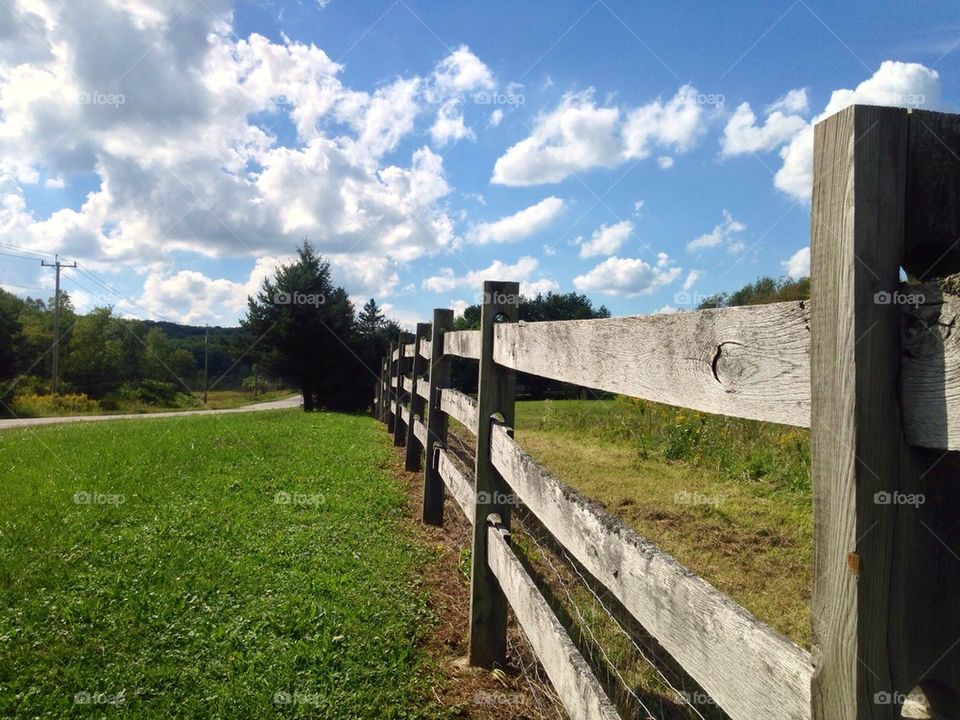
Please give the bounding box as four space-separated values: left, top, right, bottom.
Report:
405 323 431 472
404 342 416 356
493 303 811 427
809 104 960 720
489 423 812 720
901 280 960 448
469 280 519 668
412 415 427 447
904 109 960 279
424 309 454 526
443 330 481 360
402 376 414 394
486 522 620 720
419 339 432 360
438 388 478 434
436 447 474 524
392 334 410 447
386 342 397 433
416 383 430 403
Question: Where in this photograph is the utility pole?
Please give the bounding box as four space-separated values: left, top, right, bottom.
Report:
41 255 76 395
203 325 209 405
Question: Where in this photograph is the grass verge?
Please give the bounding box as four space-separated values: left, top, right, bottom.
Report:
0 410 447 719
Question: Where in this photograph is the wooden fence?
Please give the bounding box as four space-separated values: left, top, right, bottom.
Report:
372 105 960 720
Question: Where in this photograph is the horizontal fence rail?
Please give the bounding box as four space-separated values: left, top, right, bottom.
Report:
493 301 812 428
435 448 474 523
442 330 481 359
438 388 479 434
486 520 621 720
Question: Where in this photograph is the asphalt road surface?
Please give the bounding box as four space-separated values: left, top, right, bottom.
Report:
0 395 302 431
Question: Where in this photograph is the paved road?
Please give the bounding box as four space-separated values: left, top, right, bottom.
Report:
0 395 302 431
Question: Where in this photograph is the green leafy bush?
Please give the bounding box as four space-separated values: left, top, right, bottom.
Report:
11 392 101 417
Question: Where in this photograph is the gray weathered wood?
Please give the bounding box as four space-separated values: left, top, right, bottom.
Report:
386 341 397 433
405 323 431 472
443 330 481 359
435 447 474 523
404 342 416 356
493 303 811 427
811 104 960 720
486 521 620 720
416 383 430 403
412 415 427 447
392 334 409 447
469 280 519 668
438 388 479 434
489 423 811 720
401 375 414 394
419 338 432 360
901 279 960 449
424 309 453 526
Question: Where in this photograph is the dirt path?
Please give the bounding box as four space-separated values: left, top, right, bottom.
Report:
0 395 302 430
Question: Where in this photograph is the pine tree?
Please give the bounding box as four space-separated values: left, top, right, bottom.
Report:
357 298 385 336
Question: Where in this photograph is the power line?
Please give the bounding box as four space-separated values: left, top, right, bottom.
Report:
0 241 54 258
74 263 179 324
0 250 44 262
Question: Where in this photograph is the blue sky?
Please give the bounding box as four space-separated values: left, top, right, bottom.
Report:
0 0 957 326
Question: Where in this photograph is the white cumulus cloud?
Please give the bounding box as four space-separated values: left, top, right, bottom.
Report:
774 61 942 200
573 254 682 297
468 196 566 244
491 85 704 186
781 247 810 279
686 210 746 253
578 220 633 258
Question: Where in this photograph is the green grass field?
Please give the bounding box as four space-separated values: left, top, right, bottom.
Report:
513 398 812 647
0 411 446 719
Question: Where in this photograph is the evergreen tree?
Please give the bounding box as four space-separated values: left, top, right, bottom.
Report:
243 242 361 411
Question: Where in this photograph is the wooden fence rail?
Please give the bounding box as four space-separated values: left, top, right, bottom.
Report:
372 105 960 720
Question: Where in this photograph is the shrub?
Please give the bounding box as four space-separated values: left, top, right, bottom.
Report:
11 393 101 417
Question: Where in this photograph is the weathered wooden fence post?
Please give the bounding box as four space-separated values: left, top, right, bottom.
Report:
405 322 431 471
385 341 397 433
379 356 388 422
423 308 453 526
469 281 519 668
811 104 960 719
374 357 382 419
393 332 411 447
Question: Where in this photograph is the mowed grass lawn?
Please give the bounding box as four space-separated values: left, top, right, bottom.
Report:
513 398 812 647
0 411 446 719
